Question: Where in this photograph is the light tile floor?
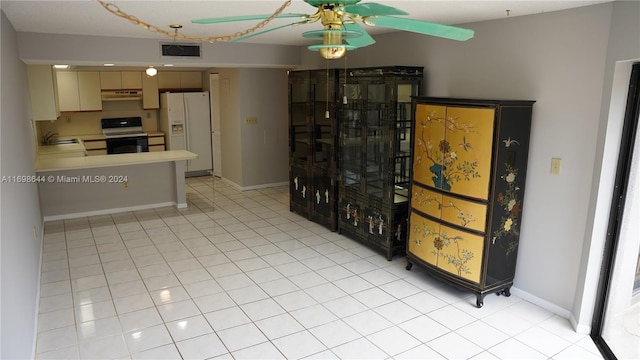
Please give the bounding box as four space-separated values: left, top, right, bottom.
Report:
35 176 604 359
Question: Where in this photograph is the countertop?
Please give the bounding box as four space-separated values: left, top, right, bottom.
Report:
36 150 197 172
49 131 165 142
37 140 86 154
77 131 164 141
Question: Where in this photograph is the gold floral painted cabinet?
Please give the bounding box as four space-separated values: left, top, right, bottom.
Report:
406 97 534 307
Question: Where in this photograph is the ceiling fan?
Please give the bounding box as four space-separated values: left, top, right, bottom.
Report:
192 0 474 59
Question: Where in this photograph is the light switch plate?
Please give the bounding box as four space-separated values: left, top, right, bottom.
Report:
551 158 561 175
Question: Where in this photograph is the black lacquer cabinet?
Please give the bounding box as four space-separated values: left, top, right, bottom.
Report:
406 97 534 307
288 69 340 231
337 66 423 260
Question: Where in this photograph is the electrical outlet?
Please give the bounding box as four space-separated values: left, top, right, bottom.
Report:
551 158 561 175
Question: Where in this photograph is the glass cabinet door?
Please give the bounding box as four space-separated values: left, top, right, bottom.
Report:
289 77 310 162
312 72 335 169
393 83 416 202
340 82 363 188
365 82 390 199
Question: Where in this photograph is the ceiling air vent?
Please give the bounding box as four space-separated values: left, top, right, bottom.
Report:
161 43 201 58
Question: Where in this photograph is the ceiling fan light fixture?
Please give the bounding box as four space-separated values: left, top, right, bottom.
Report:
321 46 347 59
145 66 158 77
304 29 359 59
308 43 356 59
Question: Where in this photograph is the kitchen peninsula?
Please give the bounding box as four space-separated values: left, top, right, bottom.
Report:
36 150 197 220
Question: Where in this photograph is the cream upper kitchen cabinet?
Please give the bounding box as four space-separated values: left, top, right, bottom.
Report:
78 72 102 111
101 71 143 90
158 72 181 89
142 74 160 109
100 72 121 90
56 71 102 112
179 72 202 89
158 71 202 90
56 71 80 111
122 72 142 89
27 65 60 121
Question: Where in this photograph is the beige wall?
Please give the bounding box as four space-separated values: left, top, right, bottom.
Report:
0 10 44 359
38 162 178 218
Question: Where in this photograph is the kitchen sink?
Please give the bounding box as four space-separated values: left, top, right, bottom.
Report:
46 138 79 145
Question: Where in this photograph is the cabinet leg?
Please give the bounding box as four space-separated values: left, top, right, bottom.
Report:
405 262 413 271
496 287 512 297
476 295 484 308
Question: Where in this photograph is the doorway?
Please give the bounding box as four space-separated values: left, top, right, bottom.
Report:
591 62 640 359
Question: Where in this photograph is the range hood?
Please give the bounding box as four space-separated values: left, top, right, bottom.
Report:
101 90 143 101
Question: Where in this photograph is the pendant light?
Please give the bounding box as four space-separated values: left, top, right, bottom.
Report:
145 66 158 77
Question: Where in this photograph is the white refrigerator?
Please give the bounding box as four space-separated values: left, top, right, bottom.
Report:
160 92 213 175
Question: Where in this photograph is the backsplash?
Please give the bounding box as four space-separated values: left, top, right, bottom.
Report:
37 101 159 139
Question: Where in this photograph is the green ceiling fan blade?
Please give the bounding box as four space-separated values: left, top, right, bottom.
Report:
343 22 376 48
192 13 307 24
367 15 474 41
343 3 409 17
229 20 309 42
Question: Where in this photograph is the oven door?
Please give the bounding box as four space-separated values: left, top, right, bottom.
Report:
106 136 149 154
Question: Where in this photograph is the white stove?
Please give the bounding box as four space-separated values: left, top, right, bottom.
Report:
101 117 149 154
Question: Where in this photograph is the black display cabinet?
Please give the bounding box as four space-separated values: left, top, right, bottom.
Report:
288 69 340 231
337 66 423 260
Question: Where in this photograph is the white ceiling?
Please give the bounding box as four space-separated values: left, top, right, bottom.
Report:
1 0 612 46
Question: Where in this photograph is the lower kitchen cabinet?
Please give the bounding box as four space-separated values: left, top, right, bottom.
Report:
148 133 166 152
406 97 534 307
82 138 107 156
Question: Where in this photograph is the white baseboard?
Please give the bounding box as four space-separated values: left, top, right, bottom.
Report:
219 177 242 190
219 177 288 191
42 201 176 221
240 181 288 191
31 224 45 360
511 286 573 319
569 313 592 334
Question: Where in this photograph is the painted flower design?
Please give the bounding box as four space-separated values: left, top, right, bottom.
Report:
414 110 480 192
505 172 516 183
439 140 451 153
504 218 513 231
433 237 444 251
493 164 522 255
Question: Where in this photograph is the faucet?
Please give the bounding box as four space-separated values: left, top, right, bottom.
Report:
42 131 58 145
